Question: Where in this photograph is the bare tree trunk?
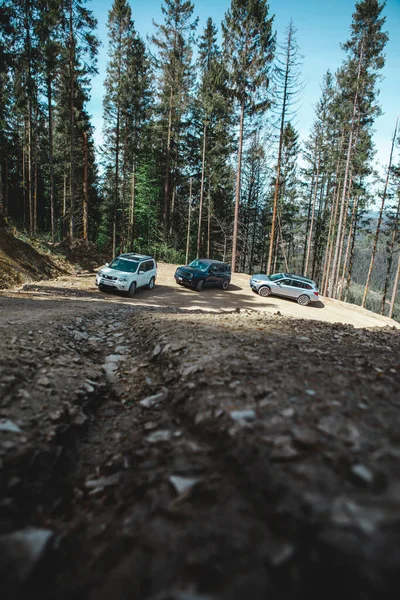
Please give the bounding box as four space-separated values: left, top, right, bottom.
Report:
381 198 400 314
27 100 33 233
362 119 398 308
63 161 67 236
344 206 359 302
197 123 207 258
185 177 193 264
33 106 38 233
207 186 212 259
69 0 75 240
47 79 55 243
129 161 135 251
301 172 315 274
329 43 363 297
163 86 174 232
267 25 293 274
389 251 400 319
83 131 88 241
304 152 321 277
322 177 342 296
339 190 358 300
333 177 354 297
231 95 245 273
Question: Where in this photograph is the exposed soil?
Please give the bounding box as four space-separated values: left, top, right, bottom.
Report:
1 267 400 600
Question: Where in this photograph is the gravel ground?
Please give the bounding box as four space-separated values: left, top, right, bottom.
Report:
0 268 399 600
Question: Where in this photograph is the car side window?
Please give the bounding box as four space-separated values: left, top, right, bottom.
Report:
305 283 312 290
141 261 153 272
281 279 291 285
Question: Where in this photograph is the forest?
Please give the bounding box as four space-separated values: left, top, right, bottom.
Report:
0 0 399 318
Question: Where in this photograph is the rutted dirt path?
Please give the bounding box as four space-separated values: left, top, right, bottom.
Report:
0 270 400 599
1 263 398 330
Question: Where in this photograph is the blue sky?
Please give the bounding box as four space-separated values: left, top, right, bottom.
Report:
88 0 400 171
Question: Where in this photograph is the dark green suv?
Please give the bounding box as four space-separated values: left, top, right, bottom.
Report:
175 259 231 291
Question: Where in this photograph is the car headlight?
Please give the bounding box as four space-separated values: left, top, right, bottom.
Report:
118 276 129 282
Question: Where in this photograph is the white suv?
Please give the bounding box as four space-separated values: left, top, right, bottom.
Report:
96 254 157 297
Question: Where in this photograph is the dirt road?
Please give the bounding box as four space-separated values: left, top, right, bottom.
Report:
1 262 397 330
0 267 400 600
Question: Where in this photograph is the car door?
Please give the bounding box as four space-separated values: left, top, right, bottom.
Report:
277 278 297 299
206 264 219 286
136 261 149 288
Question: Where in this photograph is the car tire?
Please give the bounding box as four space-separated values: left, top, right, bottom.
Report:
221 279 229 290
297 294 310 306
98 284 107 293
258 286 271 297
128 282 136 298
148 276 155 290
196 279 204 292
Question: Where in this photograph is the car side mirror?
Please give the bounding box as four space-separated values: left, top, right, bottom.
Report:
139 270 144 274
276 281 282 285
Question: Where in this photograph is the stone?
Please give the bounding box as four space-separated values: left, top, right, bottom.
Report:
0 419 22 433
230 409 256 422
146 430 173 443
85 472 120 489
169 475 199 495
140 388 168 409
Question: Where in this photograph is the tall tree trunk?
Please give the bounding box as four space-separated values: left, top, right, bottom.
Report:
197 123 207 258
329 42 363 297
389 251 400 319
129 160 135 251
207 185 211 258
301 172 315 275
381 198 400 314
267 25 292 274
185 177 193 264
83 131 89 241
339 190 358 300
69 0 75 239
47 78 55 243
362 119 398 307
344 204 359 302
304 152 321 277
322 176 342 296
163 85 174 232
231 95 245 273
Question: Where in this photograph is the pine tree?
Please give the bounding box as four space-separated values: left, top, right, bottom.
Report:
102 0 151 255
327 0 388 297
222 0 274 273
267 20 302 273
58 0 98 240
193 17 234 259
151 0 198 242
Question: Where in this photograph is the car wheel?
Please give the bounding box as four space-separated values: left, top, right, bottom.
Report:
148 276 155 290
258 286 271 297
98 284 107 293
297 294 310 306
128 282 136 298
221 279 229 290
196 279 204 292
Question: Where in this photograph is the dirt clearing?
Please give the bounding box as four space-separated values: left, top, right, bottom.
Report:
0 266 399 599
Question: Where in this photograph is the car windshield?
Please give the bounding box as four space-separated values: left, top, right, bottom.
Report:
109 258 139 273
268 273 284 281
189 260 209 272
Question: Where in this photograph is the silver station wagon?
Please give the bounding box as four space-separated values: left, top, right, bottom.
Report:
250 272 320 306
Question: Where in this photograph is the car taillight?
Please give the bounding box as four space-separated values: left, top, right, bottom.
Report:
314 291 319 296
